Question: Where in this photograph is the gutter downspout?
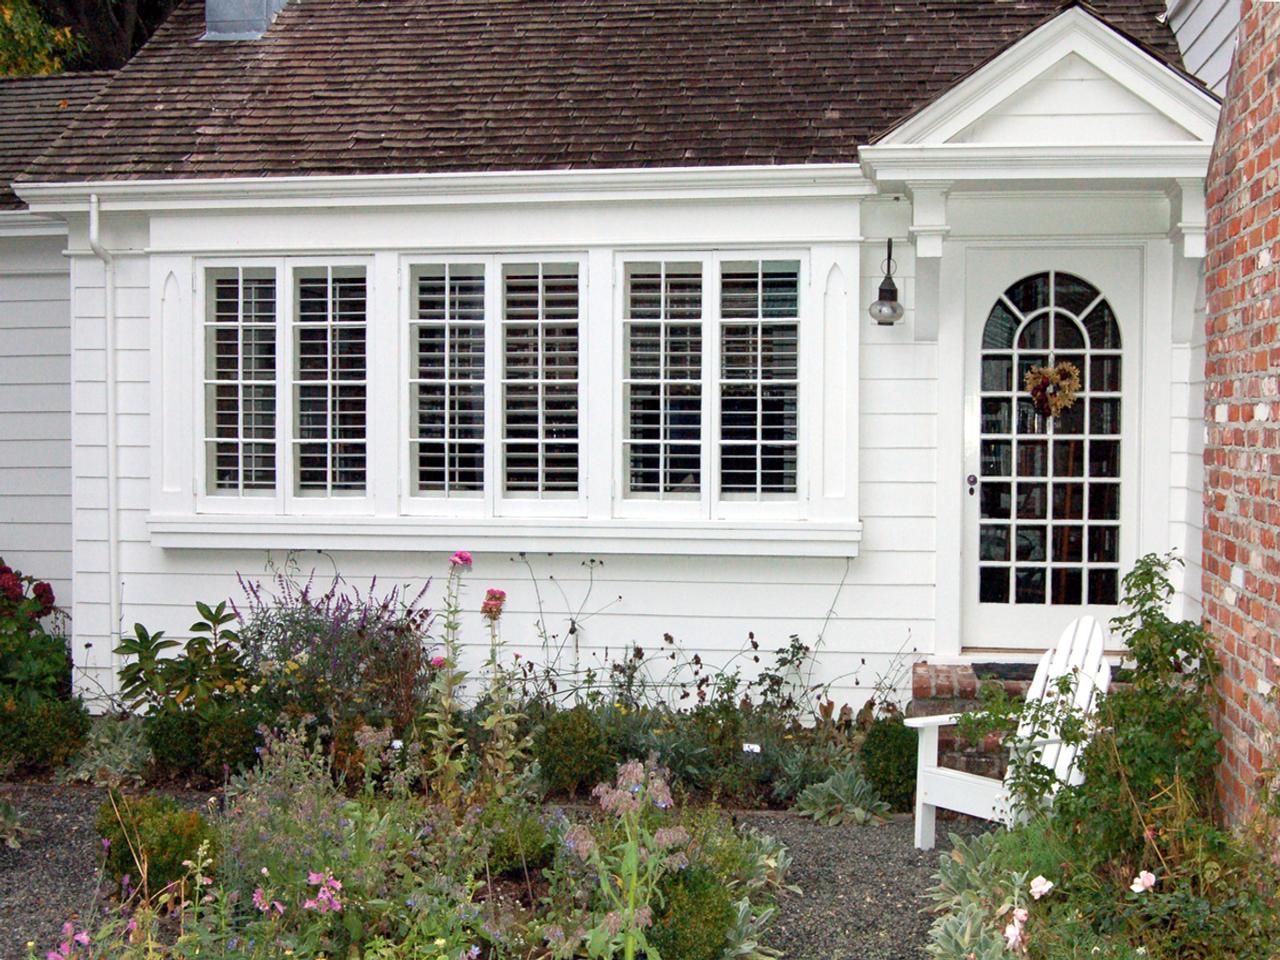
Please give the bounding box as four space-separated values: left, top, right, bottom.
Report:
88 194 120 672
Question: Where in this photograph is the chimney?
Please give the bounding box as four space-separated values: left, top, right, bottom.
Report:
204 0 290 40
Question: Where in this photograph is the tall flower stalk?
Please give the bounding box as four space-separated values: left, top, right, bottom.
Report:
422 553 471 814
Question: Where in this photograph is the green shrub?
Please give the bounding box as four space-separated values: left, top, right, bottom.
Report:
0 696 89 771
96 790 217 895
793 766 888 825
533 705 610 796
144 709 203 777
860 714 917 811
197 700 264 780
482 801 551 876
649 865 736 960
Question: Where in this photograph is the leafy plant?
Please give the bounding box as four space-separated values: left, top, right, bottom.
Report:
0 797 33 849
115 601 252 716
237 564 433 734
97 790 218 897
59 714 153 786
793 766 889 825
566 760 687 960
648 865 735 960
859 713 918 811
535 704 611 796
0 558 66 708
0 695 89 771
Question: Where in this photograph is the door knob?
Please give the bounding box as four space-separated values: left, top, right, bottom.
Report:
967 474 977 496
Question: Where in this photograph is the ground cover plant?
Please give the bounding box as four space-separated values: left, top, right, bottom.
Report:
927 554 1280 960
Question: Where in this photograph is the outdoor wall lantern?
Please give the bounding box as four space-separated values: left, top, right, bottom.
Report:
868 238 905 326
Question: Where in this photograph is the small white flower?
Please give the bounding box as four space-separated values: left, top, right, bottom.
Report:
391 739 404 751
1130 870 1157 893
1030 875 1055 900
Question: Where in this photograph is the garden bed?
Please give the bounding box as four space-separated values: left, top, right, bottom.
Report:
0 779 979 960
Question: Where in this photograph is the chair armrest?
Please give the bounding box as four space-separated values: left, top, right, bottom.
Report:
904 712 968 729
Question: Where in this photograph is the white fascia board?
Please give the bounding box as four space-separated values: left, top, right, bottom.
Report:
0 209 69 238
876 6 1221 147
147 514 864 558
859 142 1213 186
16 163 875 215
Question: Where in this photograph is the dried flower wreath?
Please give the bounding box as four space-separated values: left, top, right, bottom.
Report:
1024 361 1082 418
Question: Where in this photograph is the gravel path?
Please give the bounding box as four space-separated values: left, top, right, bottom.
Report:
739 812 985 960
0 783 108 960
1 783 982 960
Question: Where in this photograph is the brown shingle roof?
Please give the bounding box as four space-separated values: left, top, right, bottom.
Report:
0 72 112 208
18 0 1183 186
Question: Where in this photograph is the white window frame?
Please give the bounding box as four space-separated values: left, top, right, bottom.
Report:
195 255 376 516
398 253 589 521
612 250 808 523
158 243 859 557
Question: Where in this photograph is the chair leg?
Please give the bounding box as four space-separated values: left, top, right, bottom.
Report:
914 723 940 850
915 797 937 850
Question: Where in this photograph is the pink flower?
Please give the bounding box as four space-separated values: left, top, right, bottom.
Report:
449 550 473 568
481 587 507 621
1013 908 1028 924
1029 875 1055 900
1130 870 1157 893
430 655 447 669
73 933 90 947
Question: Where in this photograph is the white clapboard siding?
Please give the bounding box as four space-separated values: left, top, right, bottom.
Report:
1166 0 1241 95
0 234 73 610
63 237 937 711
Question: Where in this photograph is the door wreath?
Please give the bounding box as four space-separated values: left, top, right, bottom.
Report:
1023 361 1081 418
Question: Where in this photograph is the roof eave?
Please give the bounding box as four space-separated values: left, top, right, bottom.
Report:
15 163 877 215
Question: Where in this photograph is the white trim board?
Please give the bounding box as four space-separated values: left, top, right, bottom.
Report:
16 164 876 214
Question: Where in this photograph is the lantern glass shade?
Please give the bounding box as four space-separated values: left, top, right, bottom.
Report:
869 275 904 325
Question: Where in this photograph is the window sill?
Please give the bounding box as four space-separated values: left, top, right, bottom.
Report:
147 514 863 558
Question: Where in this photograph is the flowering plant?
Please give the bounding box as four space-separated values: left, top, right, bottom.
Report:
1023 361 1081 418
567 760 687 960
0 557 67 708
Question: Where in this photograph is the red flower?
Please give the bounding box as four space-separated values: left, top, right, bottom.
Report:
33 581 55 614
480 588 507 621
0 573 22 603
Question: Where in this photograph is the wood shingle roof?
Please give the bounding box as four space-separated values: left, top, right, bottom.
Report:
0 72 113 208
16 0 1183 187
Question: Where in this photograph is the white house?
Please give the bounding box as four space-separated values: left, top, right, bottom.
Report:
0 0 1224 706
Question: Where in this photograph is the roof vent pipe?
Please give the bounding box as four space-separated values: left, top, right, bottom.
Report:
204 0 290 40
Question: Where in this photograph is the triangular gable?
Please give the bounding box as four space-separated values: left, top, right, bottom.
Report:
875 5 1220 147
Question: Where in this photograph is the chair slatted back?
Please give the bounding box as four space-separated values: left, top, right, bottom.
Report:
1008 615 1111 796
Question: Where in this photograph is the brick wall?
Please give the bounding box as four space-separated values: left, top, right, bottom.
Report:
1203 0 1280 826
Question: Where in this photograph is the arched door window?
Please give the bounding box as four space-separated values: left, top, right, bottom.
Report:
977 271 1122 607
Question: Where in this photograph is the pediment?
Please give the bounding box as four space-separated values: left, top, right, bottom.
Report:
877 7 1219 147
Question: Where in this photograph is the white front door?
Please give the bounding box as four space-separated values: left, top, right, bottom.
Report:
962 247 1141 649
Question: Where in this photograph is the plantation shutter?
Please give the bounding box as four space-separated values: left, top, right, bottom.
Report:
204 267 277 495
410 264 486 495
501 263 581 495
623 262 703 498
719 260 800 498
293 266 368 495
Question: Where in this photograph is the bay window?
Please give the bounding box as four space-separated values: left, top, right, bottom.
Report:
174 244 858 553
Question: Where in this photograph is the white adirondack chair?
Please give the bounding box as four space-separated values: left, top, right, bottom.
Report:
904 615 1112 850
